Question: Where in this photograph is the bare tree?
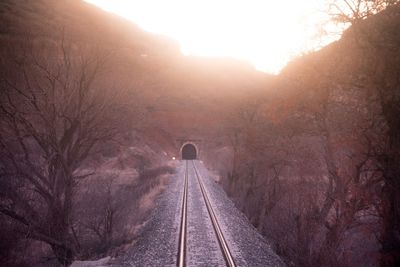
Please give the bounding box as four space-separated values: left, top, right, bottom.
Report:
327 0 399 25
361 27 400 267
221 3 400 266
0 37 128 265
288 61 386 265
76 176 118 256
223 96 266 194
325 3 400 264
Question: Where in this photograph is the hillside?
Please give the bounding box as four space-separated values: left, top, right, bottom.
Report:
0 0 272 145
1 0 399 266
214 4 400 267
0 0 274 266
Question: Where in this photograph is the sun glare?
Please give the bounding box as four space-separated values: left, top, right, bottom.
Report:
84 0 335 74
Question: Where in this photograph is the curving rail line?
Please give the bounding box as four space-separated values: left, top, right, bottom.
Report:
177 160 236 267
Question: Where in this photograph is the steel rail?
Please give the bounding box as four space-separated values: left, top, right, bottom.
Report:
192 161 237 267
177 161 189 267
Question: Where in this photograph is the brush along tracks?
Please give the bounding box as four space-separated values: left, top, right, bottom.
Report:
177 160 236 267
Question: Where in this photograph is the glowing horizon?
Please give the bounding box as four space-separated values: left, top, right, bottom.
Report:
84 0 339 74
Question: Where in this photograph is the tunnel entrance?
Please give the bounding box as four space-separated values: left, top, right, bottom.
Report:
181 143 197 160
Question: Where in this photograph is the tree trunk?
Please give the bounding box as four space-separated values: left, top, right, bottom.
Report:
316 224 342 267
380 96 400 267
51 243 74 266
381 177 400 267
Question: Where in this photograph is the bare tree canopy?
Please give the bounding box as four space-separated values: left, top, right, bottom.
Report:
327 0 400 25
0 36 129 265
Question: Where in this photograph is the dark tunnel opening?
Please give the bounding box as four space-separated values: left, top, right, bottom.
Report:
181 144 197 160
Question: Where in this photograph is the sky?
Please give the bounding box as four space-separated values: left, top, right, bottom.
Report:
84 0 341 74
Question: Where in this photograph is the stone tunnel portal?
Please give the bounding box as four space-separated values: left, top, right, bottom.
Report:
181 143 197 160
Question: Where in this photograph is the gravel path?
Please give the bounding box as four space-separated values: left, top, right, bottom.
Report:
194 161 285 266
110 160 284 266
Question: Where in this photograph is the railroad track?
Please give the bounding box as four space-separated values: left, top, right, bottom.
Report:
177 161 189 266
177 160 236 267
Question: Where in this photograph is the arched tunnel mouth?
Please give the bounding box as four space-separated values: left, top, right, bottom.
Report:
181 144 197 160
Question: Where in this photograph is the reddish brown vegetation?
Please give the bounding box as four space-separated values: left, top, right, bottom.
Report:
0 1 399 266
216 4 400 266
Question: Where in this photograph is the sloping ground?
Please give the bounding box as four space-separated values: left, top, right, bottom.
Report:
0 0 273 142
207 4 400 267
0 0 274 166
7 1 398 266
0 0 277 265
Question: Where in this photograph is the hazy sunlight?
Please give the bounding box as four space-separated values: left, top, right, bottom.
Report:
84 0 337 74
